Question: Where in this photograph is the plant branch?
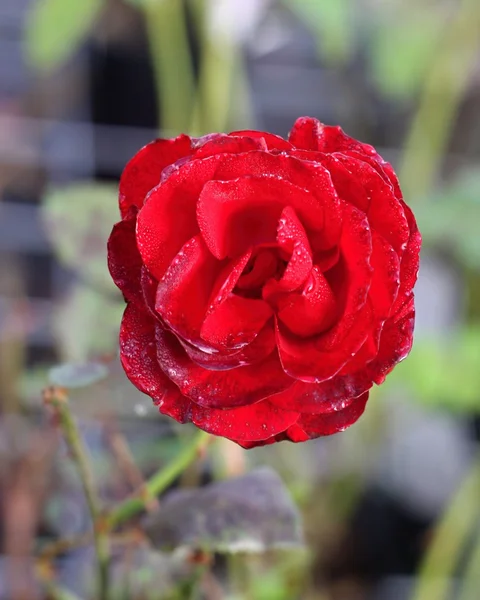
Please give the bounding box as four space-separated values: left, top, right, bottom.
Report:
43 387 109 600
107 429 210 529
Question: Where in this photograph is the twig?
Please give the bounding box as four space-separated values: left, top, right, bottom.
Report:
107 429 211 529
103 420 159 513
38 533 93 561
43 387 110 600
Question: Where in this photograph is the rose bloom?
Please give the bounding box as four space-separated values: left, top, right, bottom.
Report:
108 117 421 448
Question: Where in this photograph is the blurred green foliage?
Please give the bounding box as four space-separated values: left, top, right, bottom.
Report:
24 0 103 71
368 7 445 100
385 326 480 413
18 0 480 599
417 169 480 270
42 183 119 293
285 0 354 65
41 183 125 360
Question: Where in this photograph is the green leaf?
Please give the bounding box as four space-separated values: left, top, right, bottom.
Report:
52 282 124 361
383 326 480 413
144 467 304 553
369 8 445 99
24 0 104 72
416 169 480 269
42 183 119 293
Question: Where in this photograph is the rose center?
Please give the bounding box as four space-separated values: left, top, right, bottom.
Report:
235 248 286 298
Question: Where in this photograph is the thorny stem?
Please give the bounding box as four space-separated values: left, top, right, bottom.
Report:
107 429 211 529
43 387 110 600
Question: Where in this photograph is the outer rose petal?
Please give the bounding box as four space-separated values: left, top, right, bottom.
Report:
192 134 268 159
190 400 299 444
119 135 192 218
136 177 201 282
119 303 181 406
269 377 367 415
369 296 416 385
289 116 378 158
392 200 422 315
108 209 143 305
295 392 369 438
229 130 294 151
368 231 401 321
155 326 293 409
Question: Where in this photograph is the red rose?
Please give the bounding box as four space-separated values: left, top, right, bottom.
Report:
108 117 421 448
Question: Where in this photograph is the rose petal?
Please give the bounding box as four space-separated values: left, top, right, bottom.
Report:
108 209 143 305
288 116 325 151
201 250 274 350
197 175 324 260
119 303 180 405
277 267 337 337
321 154 370 212
119 135 192 218
236 249 278 290
182 323 276 370
192 134 268 159
263 207 313 302
370 296 416 385
191 399 299 443
276 204 374 381
137 150 341 268
392 200 422 314
269 377 366 415
155 326 293 409
289 116 378 158
332 153 409 255
201 295 273 349
276 299 373 383
295 392 369 438
155 236 223 347
369 230 401 321
229 130 294 151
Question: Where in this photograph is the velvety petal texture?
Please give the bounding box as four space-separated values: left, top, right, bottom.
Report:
108 116 421 448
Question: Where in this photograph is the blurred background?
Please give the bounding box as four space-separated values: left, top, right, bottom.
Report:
1 0 480 598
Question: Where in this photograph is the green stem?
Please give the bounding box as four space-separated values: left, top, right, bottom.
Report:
398 0 480 201
107 429 210 529
411 456 480 600
46 389 109 600
458 523 480 600
190 36 237 135
43 581 84 600
189 0 239 135
143 0 196 133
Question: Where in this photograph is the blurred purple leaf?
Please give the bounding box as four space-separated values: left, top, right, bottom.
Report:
144 467 304 553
